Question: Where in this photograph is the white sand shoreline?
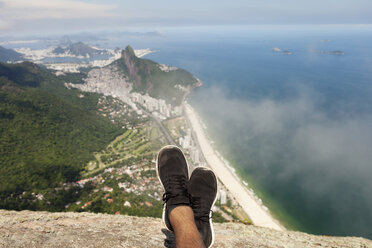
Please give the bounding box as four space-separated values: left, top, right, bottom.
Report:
184 103 285 231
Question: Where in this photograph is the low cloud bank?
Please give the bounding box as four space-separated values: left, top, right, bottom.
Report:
192 86 372 237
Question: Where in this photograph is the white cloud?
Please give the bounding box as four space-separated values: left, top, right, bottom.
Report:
3 0 112 10
193 86 372 213
0 0 117 31
0 19 13 30
0 0 118 33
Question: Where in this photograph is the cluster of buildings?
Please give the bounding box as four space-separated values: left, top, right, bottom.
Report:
96 96 144 128
15 46 121 73
176 126 234 209
131 93 182 120
178 129 201 166
15 45 153 73
72 161 163 210
66 66 183 122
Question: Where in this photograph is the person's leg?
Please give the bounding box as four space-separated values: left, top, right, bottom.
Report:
157 146 205 248
189 167 218 248
169 206 205 248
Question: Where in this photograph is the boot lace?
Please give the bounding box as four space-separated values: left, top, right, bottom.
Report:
162 175 188 203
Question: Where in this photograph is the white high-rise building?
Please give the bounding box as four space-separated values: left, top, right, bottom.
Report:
159 99 170 117
183 135 191 149
219 189 227 205
173 106 183 116
191 148 200 164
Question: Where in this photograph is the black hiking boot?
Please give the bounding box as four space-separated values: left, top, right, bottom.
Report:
189 167 218 248
157 145 190 231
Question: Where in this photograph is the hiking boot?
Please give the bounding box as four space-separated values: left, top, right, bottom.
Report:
189 167 218 248
157 145 190 231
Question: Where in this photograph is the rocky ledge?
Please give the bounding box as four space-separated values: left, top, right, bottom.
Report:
0 210 371 248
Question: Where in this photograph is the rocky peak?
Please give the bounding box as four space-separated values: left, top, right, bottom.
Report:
121 45 151 91
112 45 198 105
122 45 136 58
1 210 371 248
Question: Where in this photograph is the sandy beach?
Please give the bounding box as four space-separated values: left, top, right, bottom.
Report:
185 103 284 231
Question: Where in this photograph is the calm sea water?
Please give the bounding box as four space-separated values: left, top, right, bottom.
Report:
133 26 372 238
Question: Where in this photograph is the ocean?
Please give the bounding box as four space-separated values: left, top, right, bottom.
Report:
141 25 372 239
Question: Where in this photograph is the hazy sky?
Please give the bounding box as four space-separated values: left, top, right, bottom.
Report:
0 0 372 35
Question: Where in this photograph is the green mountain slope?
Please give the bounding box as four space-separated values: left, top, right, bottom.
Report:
113 46 198 105
0 46 24 63
0 62 121 210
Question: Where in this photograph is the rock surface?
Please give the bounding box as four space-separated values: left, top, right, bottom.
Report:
0 210 371 248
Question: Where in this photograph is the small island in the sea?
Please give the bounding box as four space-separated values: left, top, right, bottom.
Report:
272 47 292 55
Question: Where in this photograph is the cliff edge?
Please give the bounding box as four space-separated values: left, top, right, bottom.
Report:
1 210 371 248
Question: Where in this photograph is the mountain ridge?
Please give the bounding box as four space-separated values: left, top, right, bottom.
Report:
52 42 109 57
0 46 24 63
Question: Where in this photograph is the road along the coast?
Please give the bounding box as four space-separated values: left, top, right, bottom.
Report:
185 103 284 231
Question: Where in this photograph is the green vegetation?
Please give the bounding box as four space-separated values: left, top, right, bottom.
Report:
57 72 87 84
96 95 146 128
212 211 228 223
112 46 198 106
62 108 168 217
66 175 163 218
84 123 165 177
0 62 122 210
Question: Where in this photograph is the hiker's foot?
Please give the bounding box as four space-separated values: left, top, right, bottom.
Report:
157 145 190 231
189 167 218 248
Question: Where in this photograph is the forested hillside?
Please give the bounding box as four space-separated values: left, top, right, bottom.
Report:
0 46 24 63
0 62 121 210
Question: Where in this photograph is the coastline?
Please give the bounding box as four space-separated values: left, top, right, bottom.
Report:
184 103 285 231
